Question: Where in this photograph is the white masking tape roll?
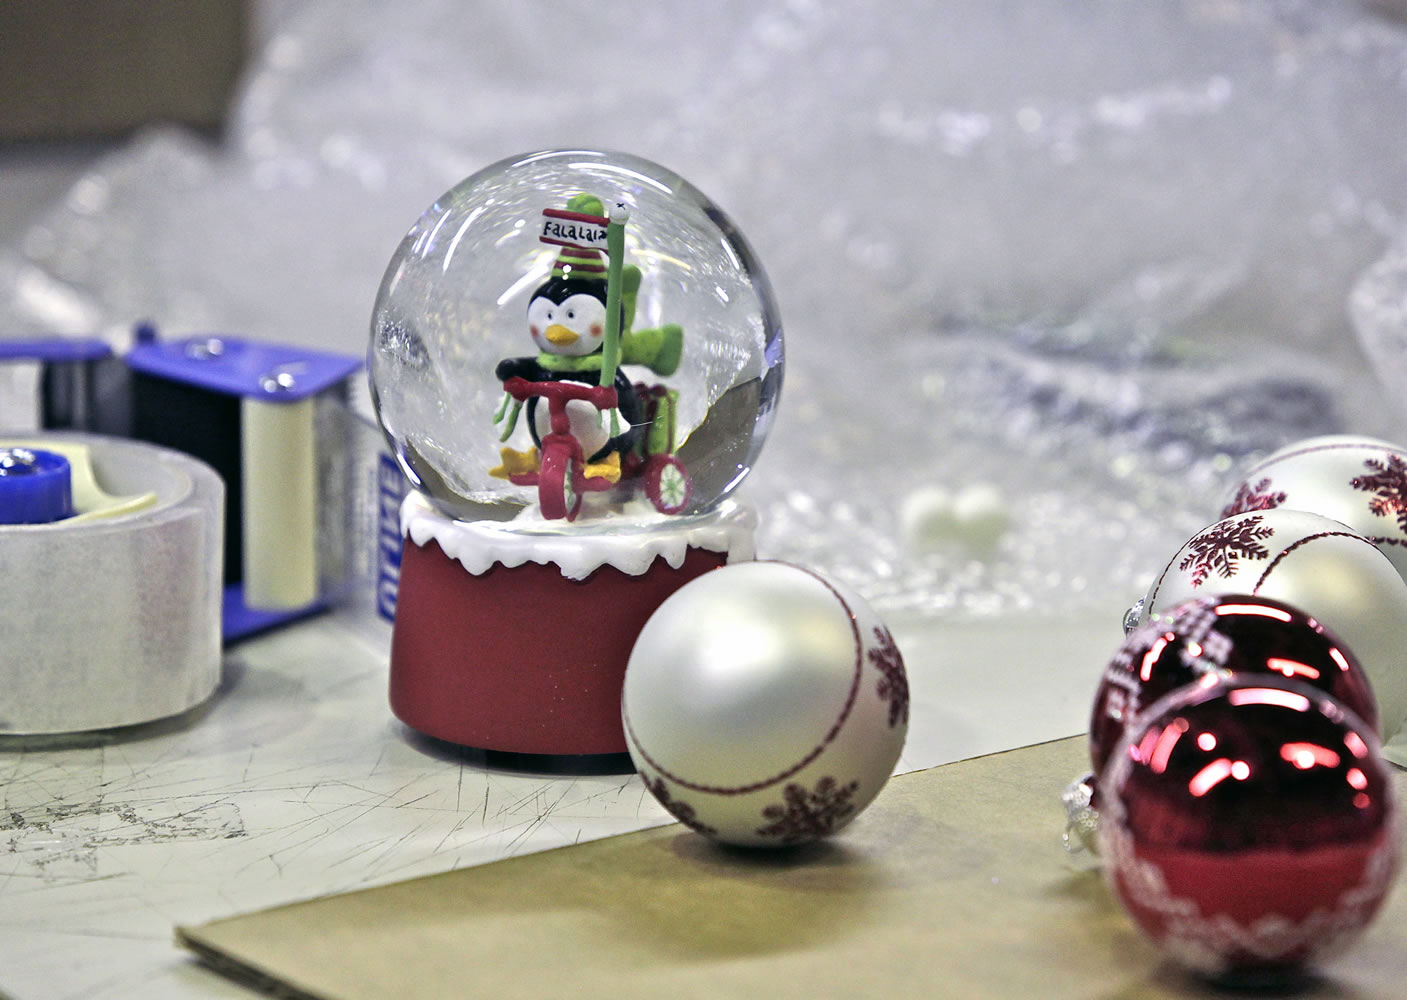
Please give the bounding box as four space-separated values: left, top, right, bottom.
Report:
0 433 224 735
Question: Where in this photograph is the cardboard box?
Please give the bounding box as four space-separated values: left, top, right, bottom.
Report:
0 0 248 140
178 736 1407 998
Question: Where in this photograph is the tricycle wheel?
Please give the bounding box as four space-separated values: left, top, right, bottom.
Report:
539 446 583 521
643 454 690 515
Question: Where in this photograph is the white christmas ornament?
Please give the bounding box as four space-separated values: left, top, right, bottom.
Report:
1138 507 1407 740
622 561 909 847
1220 434 1407 586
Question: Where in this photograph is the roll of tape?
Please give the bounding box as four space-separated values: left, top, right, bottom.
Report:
0 433 224 735
241 396 318 610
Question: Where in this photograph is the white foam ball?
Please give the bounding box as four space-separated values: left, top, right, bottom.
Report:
952 482 1011 550
899 484 956 548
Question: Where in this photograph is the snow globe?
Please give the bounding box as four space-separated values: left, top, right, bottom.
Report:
369 149 783 756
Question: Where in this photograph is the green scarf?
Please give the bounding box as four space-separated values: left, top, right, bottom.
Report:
537 323 683 377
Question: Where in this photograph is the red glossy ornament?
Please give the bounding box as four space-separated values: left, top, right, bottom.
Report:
1090 594 1379 784
1101 678 1399 983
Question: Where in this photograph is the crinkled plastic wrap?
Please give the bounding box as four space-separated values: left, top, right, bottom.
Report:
5 0 1407 621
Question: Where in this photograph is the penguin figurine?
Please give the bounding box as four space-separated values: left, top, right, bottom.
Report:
492 268 644 484
490 192 684 489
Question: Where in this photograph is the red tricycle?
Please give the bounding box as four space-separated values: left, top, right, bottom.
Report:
502 375 690 522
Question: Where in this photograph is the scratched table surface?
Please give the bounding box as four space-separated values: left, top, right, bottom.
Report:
0 605 1119 1000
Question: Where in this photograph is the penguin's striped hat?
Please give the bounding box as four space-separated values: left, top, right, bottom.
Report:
551 245 607 280
550 193 608 280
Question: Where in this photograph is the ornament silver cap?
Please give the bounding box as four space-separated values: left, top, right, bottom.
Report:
1062 771 1100 856
1122 597 1145 635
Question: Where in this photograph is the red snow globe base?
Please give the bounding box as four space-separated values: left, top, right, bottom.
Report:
388 494 756 755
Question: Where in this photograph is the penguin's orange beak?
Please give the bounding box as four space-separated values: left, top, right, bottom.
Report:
544 323 579 346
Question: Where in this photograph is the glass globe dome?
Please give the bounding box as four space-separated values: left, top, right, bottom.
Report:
369 149 783 530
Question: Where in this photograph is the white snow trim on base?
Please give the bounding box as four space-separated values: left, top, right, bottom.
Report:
401 492 757 580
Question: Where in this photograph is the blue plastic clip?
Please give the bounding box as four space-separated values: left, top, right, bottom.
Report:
0 448 74 524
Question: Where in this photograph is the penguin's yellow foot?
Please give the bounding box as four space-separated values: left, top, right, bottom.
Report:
489 446 539 480
582 450 622 484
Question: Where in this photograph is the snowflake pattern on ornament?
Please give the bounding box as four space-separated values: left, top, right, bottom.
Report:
1103 820 1399 976
643 774 718 838
1108 618 1164 678
1351 454 1407 532
1221 478 1287 519
867 626 909 728
1099 601 1233 724
1102 621 1161 717
1178 516 1275 587
1170 599 1234 673
1101 618 1168 720
755 776 860 844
